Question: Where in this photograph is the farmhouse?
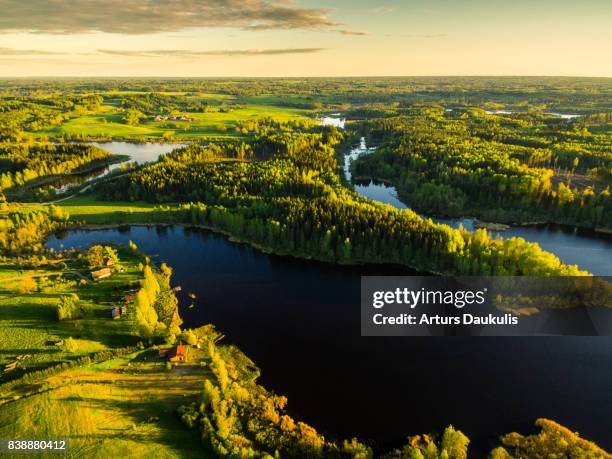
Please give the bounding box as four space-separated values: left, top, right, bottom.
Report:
91 267 112 281
159 344 188 363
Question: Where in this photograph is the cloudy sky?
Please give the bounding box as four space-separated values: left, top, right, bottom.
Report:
0 0 610 77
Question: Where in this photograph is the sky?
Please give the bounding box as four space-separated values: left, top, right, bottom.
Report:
0 0 610 77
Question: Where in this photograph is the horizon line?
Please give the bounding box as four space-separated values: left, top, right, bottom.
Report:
1 74 611 79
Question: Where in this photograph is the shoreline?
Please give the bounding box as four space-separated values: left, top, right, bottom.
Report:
60 221 440 275
351 174 612 237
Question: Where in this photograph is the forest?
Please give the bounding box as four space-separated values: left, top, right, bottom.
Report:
0 143 123 200
352 106 611 229
0 77 610 458
95 116 589 276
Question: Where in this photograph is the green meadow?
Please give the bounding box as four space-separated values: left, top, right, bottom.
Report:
0 249 142 376
0 350 211 458
33 96 311 141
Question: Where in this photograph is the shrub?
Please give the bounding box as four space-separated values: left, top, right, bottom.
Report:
17 277 38 294
180 330 198 346
63 337 79 353
57 294 84 320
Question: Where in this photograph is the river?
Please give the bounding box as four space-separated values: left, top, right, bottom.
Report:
344 137 612 275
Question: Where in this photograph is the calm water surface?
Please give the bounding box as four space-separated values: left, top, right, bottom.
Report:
344 138 612 275
53 142 183 193
45 130 612 454
47 226 612 454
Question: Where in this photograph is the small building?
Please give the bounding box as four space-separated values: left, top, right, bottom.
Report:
160 345 188 363
111 307 120 319
91 267 112 282
168 345 187 362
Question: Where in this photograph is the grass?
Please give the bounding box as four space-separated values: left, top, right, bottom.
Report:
0 221 215 457
32 98 312 141
0 350 211 458
53 196 169 224
0 250 143 377
14 196 181 228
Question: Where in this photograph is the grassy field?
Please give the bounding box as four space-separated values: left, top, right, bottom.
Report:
0 348 212 458
52 196 169 224
33 97 311 141
0 202 220 458
0 249 142 378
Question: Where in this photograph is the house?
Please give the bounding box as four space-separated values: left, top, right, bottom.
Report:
159 345 188 363
168 345 188 362
111 307 121 319
91 267 112 281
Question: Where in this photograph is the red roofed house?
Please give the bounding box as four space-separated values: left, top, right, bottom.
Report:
159 345 188 363
168 344 187 362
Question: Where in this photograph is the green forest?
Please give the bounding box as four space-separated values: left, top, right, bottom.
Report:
352 106 611 229
0 77 610 458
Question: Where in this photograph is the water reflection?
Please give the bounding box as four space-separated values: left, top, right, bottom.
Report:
343 138 612 274
49 142 184 194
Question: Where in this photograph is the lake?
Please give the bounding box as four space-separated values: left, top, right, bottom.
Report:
47 225 612 454
52 142 184 194
46 132 612 454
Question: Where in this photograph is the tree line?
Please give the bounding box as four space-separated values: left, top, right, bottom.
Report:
99 133 587 276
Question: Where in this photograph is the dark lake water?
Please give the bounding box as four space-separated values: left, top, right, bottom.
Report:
47 226 612 454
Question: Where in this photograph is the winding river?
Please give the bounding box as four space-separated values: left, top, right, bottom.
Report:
46 135 612 454
344 137 612 275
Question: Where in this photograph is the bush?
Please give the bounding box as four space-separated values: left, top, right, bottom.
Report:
57 294 84 320
63 337 79 353
180 330 198 346
17 277 38 294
